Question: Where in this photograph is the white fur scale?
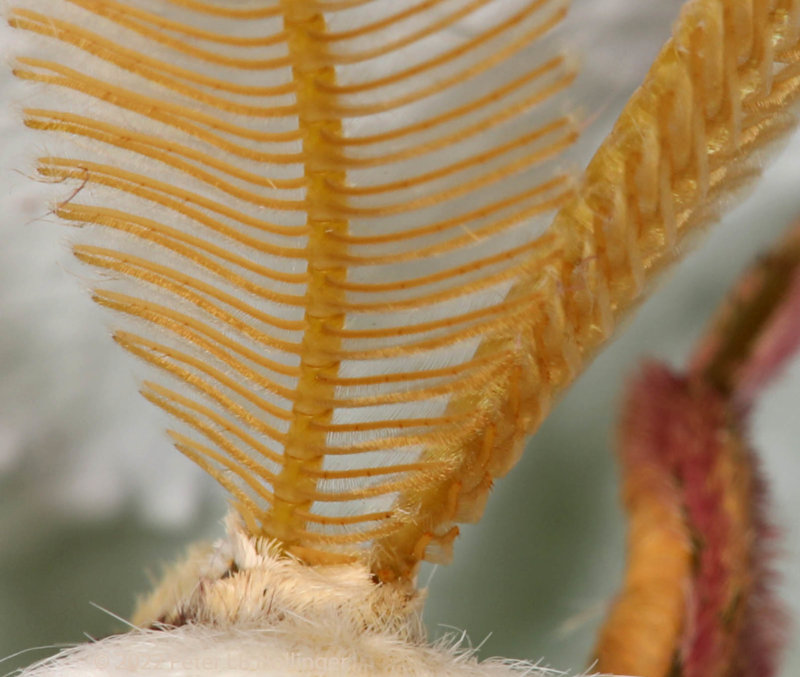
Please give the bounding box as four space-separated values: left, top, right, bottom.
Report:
19 517 578 677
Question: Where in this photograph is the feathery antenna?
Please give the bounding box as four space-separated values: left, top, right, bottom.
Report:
7 0 800 583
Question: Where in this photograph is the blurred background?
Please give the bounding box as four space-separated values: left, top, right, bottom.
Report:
2 1 800 674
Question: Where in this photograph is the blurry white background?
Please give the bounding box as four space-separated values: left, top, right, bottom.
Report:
1 1 799 675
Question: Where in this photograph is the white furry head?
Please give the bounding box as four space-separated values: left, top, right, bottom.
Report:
18 517 573 677
133 514 424 640
18 624 568 677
